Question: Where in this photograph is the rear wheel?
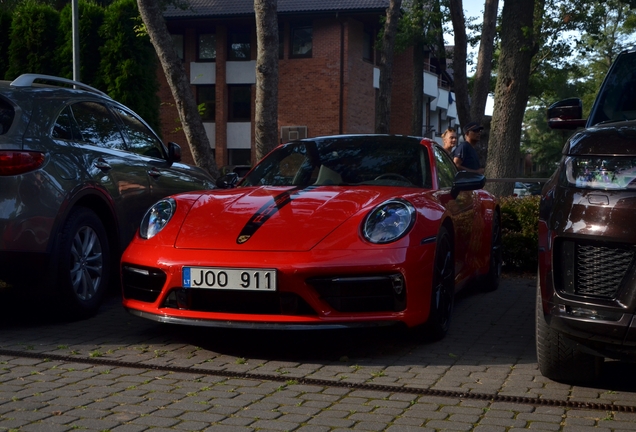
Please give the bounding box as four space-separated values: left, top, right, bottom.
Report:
425 226 455 341
483 210 502 292
535 279 602 384
56 208 110 319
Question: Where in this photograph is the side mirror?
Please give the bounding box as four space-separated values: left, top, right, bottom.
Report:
216 172 239 189
167 142 182 163
547 98 587 130
450 171 486 199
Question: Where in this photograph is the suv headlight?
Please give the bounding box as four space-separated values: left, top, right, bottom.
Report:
564 156 636 190
362 199 416 244
140 198 176 239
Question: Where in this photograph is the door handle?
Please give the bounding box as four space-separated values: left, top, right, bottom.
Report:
94 158 111 171
148 167 162 178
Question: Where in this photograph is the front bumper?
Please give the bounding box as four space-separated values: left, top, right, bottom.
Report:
121 242 436 328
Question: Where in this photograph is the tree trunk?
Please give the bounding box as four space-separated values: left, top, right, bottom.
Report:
254 0 279 161
469 0 498 124
136 0 218 178
375 0 402 134
486 0 543 197
448 0 470 127
410 0 424 136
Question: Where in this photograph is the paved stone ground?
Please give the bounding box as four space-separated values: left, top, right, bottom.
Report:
0 275 635 431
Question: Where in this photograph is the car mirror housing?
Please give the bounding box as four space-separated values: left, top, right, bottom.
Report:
167 142 182 163
547 98 587 130
451 171 486 199
216 172 239 189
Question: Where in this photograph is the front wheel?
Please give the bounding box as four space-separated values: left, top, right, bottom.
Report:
425 226 455 341
535 278 602 384
55 208 110 319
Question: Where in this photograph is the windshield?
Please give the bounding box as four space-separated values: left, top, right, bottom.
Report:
588 50 636 126
241 137 432 188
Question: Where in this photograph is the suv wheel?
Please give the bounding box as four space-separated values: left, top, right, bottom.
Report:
56 208 110 318
535 279 603 384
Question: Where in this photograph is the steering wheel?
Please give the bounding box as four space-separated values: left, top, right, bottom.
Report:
374 173 412 184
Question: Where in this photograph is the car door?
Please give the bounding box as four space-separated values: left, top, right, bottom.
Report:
111 106 211 200
432 145 477 285
64 101 152 242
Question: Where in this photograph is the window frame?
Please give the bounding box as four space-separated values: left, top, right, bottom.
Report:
197 33 216 62
289 23 313 59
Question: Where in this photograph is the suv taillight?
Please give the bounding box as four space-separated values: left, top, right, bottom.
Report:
0 151 45 176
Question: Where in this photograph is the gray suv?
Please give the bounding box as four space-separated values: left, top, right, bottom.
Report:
0 74 215 318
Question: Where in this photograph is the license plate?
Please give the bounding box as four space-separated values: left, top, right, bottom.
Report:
182 267 277 291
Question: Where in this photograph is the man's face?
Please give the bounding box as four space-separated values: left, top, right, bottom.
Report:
467 129 481 143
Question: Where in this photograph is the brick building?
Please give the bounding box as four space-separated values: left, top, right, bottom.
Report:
159 0 457 167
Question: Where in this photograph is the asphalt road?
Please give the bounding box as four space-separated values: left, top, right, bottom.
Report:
0 275 635 431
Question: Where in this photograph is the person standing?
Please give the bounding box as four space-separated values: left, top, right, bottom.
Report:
441 127 458 155
453 121 485 174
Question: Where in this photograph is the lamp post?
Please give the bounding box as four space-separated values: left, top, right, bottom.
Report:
72 0 80 81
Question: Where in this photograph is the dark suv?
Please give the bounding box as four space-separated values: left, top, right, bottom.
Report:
0 74 215 318
538 48 636 383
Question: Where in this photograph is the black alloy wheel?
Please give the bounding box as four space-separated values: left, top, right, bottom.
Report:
56 207 110 318
426 225 455 341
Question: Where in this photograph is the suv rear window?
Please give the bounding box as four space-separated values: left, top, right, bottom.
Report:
0 98 15 135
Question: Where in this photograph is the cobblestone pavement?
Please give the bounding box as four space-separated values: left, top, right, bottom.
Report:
0 275 635 431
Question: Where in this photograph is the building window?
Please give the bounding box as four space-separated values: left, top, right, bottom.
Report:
279 27 285 59
229 149 251 165
197 85 215 122
228 28 251 61
363 28 373 62
290 23 312 58
198 33 216 61
228 85 251 122
171 34 184 61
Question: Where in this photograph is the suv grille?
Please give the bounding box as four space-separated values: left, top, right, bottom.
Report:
557 240 634 299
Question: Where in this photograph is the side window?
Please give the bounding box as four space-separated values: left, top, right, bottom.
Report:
228 28 251 61
433 146 456 188
70 102 125 149
52 106 80 140
0 99 15 135
113 107 165 159
198 33 216 61
197 85 215 122
290 23 312 58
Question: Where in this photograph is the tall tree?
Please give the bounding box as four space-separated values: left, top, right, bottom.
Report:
469 0 498 124
375 0 402 134
447 0 469 126
448 0 498 128
486 0 545 197
136 0 218 177
254 0 279 161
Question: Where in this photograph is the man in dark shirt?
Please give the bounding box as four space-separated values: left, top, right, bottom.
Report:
453 121 485 174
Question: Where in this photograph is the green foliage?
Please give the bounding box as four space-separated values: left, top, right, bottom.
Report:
5 0 60 79
57 0 106 86
98 0 160 131
500 195 540 273
0 9 11 78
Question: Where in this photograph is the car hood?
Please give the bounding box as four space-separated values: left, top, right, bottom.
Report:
567 121 636 156
174 185 405 251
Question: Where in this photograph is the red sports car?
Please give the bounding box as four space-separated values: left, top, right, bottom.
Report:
121 135 501 339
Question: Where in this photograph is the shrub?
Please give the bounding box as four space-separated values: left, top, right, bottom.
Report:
500 195 540 273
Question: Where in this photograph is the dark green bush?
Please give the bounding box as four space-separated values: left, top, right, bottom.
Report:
5 0 61 79
500 195 540 273
98 0 160 132
57 0 106 86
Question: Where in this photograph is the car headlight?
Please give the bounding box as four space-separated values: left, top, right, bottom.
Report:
362 199 416 244
140 198 176 239
564 156 636 190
